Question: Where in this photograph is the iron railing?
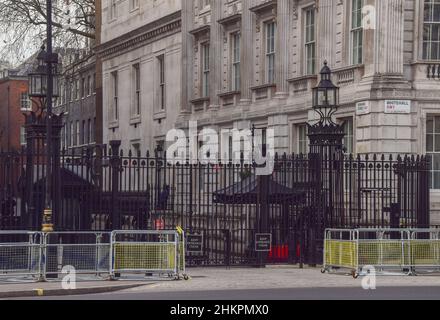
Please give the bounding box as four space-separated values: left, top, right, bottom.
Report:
0 143 431 266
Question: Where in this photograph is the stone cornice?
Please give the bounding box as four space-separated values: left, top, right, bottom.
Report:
96 11 181 59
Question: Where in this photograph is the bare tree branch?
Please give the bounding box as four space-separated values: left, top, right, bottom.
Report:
0 0 95 66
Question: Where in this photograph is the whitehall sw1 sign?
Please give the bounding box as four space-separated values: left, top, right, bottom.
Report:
385 100 411 114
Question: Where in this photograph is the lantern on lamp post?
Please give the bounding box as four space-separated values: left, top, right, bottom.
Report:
308 61 345 155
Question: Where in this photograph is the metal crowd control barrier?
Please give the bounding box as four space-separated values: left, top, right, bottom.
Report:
356 229 412 276
0 231 42 281
411 229 440 274
42 232 111 281
110 230 188 280
323 228 440 278
322 229 358 277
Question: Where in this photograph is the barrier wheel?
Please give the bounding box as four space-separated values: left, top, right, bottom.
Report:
183 275 190 281
351 270 359 279
321 268 327 274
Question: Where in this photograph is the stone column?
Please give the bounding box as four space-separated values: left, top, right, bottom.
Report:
275 0 290 97
316 0 335 66
180 0 194 114
374 0 404 75
209 1 224 109
363 0 404 77
239 0 254 105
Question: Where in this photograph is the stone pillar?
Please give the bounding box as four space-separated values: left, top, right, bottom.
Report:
240 0 254 104
363 0 404 77
181 0 194 114
374 0 404 75
316 0 335 66
209 1 223 109
275 0 290 97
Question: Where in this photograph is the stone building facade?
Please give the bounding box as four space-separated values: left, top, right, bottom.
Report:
175 0 440 223
98 0 182 154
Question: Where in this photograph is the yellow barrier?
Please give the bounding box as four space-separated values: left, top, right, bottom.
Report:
324 240 357 269
113 243 176 271
410 240 440 267
358 241 411 267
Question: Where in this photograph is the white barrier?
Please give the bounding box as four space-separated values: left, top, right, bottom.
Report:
0 231 42 281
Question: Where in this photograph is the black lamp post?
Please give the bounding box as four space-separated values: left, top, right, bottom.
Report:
308 61 345 155
155 143 164 210
28 0 60 233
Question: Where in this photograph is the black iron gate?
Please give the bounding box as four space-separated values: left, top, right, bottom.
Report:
0 140 431 266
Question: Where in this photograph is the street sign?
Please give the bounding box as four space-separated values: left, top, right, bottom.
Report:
255 233 272 252
356 101 370 115
385 100 411 114
186 234 203 253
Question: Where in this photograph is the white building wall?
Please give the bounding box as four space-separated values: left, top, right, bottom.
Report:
99 0 182 152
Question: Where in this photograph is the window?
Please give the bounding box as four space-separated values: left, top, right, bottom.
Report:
351 0 364 64
76 79 80 100
111 71 119 121
201 43 210 97
64 123 68 148
70 121 74 146
93 73 96 94
87 75 92 96
20 92 31 111
257 128 268 158
427 116 440 189
20 127 26 146
342 118 355 154
76 120 80 146
88 119 92 144
110 0 117 20
133 63 141 116
92 117 96 142
200 0 210 9
70 80 75 102
82 120 86 145
298 124 309 154
265 22 276 84
130 0 139 10
231 32 241 91
81 77 85 98
157 56 166 110
423 0 440 60
132 143 140 156
304 7 316 75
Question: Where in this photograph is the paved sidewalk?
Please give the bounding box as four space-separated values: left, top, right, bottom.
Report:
118 266 440 294
0 279 153 298
2 266 440 299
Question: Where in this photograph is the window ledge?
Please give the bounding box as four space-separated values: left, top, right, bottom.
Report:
250 84 276 102
249 0 276 14
130 116 141 125
218 90 241 107
190 97 210 112
108 121 119 129
154 111 166 120
250 83 276 91
217 14 242 26
287 75 318 94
